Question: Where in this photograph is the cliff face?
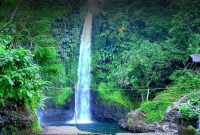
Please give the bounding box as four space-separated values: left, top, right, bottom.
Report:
38 91 129 125
0 106 36 134
91 91 129 121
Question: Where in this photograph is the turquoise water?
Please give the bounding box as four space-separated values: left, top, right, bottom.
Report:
42 121 129 135
76 122 128 134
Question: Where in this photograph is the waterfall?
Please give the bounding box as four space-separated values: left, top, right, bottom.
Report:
75 11 93 123
67 0 98 124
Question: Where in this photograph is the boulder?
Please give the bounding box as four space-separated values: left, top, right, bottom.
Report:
118 109 179 134
118 109 164 133
0 109 33 133
164 102 181 123
37 102 74 124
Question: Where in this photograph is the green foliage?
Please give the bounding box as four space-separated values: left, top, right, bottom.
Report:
34 47 57 65
92 0 174 104
0 45 5 52
169 0 200 59
187 34 200 54
0 48 45 109
0 48 45 133
178 93 200 121
55 87 72 106
43 63 64 74
113 39 168 90
0 33 13 46
91 0 200 112
169 70 200 93
34 46 69 104
0 0 200 129
31 116 42 133
190 93 200 106
98 82 133 109
140 101 166 122
179 105 197 120
182 125 198 135
140 70 200 122
195 131 200 135
0 0 75 105
0 0 79 133
35 35 57 47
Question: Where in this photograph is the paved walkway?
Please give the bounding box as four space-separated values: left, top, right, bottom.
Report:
34 126 169 135
35 126 92 135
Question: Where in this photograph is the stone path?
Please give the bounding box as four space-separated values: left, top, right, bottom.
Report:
33 126 169 135
34 126 92 135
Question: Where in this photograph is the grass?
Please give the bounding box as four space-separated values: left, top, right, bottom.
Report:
98 82 134 110
139 70 200 122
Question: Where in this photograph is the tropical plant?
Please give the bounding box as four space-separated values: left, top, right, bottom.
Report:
0 48 46 109
179 105 197 120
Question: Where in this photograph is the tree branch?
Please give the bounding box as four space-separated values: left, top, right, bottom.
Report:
0 0 23 31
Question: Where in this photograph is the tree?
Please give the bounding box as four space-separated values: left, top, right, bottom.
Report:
113 40 169 101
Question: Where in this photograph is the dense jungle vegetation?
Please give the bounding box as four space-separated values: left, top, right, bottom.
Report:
0 0 200 134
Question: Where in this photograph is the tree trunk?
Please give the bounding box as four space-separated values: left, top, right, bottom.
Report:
146 82 151 101
146 89 150 101
141 93 144 102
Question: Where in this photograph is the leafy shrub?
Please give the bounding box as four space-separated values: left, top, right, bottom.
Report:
55 87 72 106
0 48 46 109
140 101 166 122
179 105 197 120
34 47 57 65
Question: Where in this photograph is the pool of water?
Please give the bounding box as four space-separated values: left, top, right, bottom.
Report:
41 121 129 135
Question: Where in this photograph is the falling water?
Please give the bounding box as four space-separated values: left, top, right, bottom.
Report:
75 11 93 123
66 0 99 124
